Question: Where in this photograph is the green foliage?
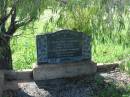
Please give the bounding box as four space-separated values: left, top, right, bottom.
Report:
0 0 60 36
55 0 129 44
122 85 130 97
95 75 130 97
0 0 61 69
93 43 130 63
119 55 130 75
11 36 36 69
6 0 130 72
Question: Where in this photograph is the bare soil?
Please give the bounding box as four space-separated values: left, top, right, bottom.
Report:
3 68 130 97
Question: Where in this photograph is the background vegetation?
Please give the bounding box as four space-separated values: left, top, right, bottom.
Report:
8 1 130 96
10 0 130 73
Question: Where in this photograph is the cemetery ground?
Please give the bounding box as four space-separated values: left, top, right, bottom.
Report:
8 10 130 97
0 1 130 97
8 29 130 97
8 18 130 97
2 68 130 97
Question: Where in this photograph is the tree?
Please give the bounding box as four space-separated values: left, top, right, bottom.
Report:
0 0 58 70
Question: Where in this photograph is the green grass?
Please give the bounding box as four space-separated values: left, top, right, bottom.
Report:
93 43 130 63
10 9 130 72
94 73 130 97
11 33 130 70
11 26 130 71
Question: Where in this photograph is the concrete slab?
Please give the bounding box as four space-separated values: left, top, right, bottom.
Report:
33 61 97 80
4 70 33 81
4 81 19 91
0 71 4 97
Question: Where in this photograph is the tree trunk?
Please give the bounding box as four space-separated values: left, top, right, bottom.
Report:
0 35 13 70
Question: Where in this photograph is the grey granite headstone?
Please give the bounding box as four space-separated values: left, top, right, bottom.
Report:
36 30 91 65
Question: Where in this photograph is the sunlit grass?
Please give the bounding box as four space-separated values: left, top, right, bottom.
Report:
11 33 130 70
11 9 130 72
93 43 130 63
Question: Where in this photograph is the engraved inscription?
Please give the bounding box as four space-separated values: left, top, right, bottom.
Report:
36 30 91 64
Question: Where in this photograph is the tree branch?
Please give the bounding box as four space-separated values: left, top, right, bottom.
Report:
6 6 17 36
0 8 13 25
15 17 33 29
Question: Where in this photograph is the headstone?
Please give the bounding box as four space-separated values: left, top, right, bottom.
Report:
36 30 91 65
34 30 96 80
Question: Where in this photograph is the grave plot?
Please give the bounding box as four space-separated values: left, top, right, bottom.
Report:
34 29 96 80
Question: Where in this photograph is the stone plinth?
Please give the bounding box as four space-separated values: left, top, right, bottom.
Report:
33 61 97 80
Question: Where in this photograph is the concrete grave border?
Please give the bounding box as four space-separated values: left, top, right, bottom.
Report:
0 71 4 97
0 62 120 96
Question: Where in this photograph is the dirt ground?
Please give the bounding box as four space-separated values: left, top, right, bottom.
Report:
3 68 130 97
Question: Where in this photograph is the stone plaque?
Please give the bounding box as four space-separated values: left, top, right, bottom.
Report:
36 30 91 64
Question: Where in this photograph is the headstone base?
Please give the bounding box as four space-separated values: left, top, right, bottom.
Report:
33 61 97 80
